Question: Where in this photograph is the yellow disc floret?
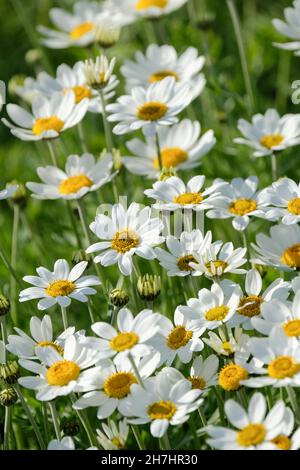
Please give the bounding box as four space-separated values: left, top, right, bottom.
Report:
287 198 300 216
110 332 139 352
153 147 187 169
237 423 266 447
148 400 177 420
205 305 229 322
173 193 203 205
272 435 291 450
149 70 179 83
229 199 257 216
103 372 137 399
177 254 196 272
46 280 75 297
281 244 300 269
260 134 284 149
268 356 300 379
59 174 93 195
238 295 263 318
167 326 193 350
219 363 249 391
137 102 168 121
283 320 300 337
47 360 80 386
32 116 64 136
111 229 139 253
135 0 168 11
70 22 94 40
37 341 64 356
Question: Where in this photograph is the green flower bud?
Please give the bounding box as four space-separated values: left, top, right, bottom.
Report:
137 274 161 301
0 295 10 317
61 417 80 437
0 361 20 385
0 388 18 407
159 167 177 181
7 181 27 208
109 288 129 308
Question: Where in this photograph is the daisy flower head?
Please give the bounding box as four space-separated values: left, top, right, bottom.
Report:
83 55 117 92
203 326 245 357
186 355 219 394
272 1 300 56
206 176 268 231
83 308 160 362
144 176 223 212
19 335 102 401
150 308 204 366
119 367 203 438
252 223 300 272
96 419 129 450
107 77 191 137
86 202 164 276
72 353 160 419
26 153 114 200
123 119 216 179
206 392 286 450
121 45 205 102
108 0 188 20
48 437 75 450
234 109 300 157
2 91 89 141
155 230 212 277
271 406 300 450
19 259 100 310
260 177 300 225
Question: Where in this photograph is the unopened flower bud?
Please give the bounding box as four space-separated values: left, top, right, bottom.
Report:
61 417 80 437
109 288 129 308
137 274 161 301
25 48 42 65
94 23 121 49
0 295 10 317
0 361 20 385
112 149 122 171
83 55 116 90
159 167 177 181
72 249 93 267
0 388 18 407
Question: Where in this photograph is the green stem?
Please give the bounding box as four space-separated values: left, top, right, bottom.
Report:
66 201 82 249
155 133 163 172
61 306 68 330
1 317 7 362
71 395 97 447
42 402 51 443
99 90 113 152
87 299 95 324
0 243 21 287
160 432 171 450
77 122 88 153
286 386 300 423
110 306 119 326
128 353 144 386
14 383 46 449
3 407 11 450
131 425 145 450
49 401 61 440
271 153 277 182
47 140 59 167
214 387 226 425
198 406 207 427
10 204 20 325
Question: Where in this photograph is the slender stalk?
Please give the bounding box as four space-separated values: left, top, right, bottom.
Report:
198 406 207 427
77 122 88 153
226 0 255 112
47 140 59 167
270 153 277 181
155 133 163 171
66 201 82 249
1 317 7 362
110 306 119 326
286 386 300 423
10 204 20 325
42 402 51 443
131 425 145 450
14 383 46 449
0 244 21 287
214 387 225 425
160 432 171 450
128 353 144 387
61 306 68 330
99 90 113 152
49 401 61 440
71 395 97 447
87 299 95 324
3 407 11 450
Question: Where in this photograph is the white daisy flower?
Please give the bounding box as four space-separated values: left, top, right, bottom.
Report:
206 176 268 231
19 259 100 310
107 76 191 137
150 308 204 365
122 119 215 178
185 355 219 393
48 437 75 450
252 223 300 271
73 353 160 419
83 308 160 362
19 335 102 401
86 202 164 276
107 0 187 20
6 314 75 359
118 367 202 438
271 406 300 450
272 1 300 56
228 269 290 329
96 419 129 450
155 230 212 277
121 45 205 103
83 55 117 92
0 185 19 201
2 91 89 141
203 326 245 357
242 328 300 388
260 177 300 225
234 109 300 157
206 393 286 450
26 153 114 200
178 281 240 332
144 176 223 212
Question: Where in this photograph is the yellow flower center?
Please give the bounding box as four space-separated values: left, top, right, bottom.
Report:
71 85 92 104
45 280 75 297
36 341 64 356
32 116 64 136
46 360 80 386
238 295 263 318
111 437 125 449
260 134 284 149
283 320 300 337
149 70 179 84
167 326 193 350
135 0 168 10
205 260 228 275
219 363 249 391
205 305 229 322
177 254 196 272
111 229 139 253
59 174 93 195
268 356 300 379
173 192 203 205
137 102 168 121
110 332 139 352
69 22 94 40
188 376 206 390
222 341 234 354
272 435 291 451
103 372 137 399
281 244 300 269
153 147 187 169
148 400 177 420
237 424 266 447
287 198 300 216
229 199 257 216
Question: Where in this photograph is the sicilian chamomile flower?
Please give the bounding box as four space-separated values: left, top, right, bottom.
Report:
206 393 286 450
19 259 100 310
206 176 268 231
234 109 300 157
203 326 245 357
121 45 205 103
48 437 76 451
260 177 300 225
83 308 160 362
185 355 219 394
6 314 75 359
271 406 300 451
107 76 191 137
2 91 89 141
96 419 129 450
118 367 203 438
26 153 114 200
72 353 160 419
155 230 212 277
18 335 102 401
272 1 300 56
150 308 204 366
252 223 300 272
108 0 188 20
123 119 216 178
86 202 164 276
83 56 117 92
144 176 223 212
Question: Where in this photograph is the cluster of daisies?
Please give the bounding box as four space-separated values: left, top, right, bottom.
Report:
1 0 300 452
